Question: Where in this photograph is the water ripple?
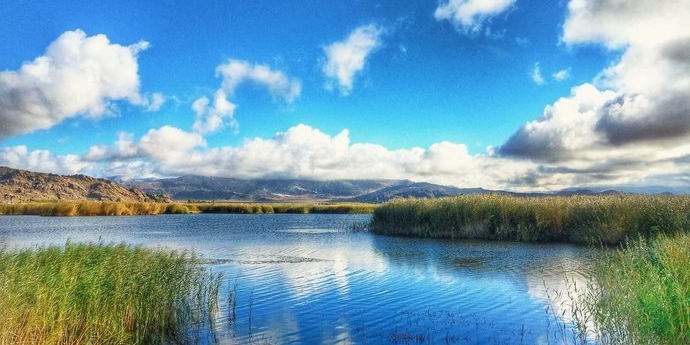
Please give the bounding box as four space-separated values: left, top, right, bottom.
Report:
0 214 599 345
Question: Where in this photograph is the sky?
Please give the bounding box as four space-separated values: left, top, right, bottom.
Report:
1 0 689 192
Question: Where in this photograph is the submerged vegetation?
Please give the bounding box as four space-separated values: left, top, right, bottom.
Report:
0 242 221 345
0 201 376 216
371 194 690 244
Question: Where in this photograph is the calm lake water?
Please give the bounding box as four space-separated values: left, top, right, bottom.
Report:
0 214 597 345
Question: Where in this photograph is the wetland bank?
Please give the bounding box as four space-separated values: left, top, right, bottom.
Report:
0 195 688 345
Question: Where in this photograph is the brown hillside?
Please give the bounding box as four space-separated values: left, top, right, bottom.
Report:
0 167 150 202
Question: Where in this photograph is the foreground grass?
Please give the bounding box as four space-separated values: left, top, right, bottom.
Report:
557 234 689 345
593 234 690 345
371 194 690 244
0 242 221 345
0 201 376 216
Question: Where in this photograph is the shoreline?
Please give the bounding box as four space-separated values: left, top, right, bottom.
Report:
0 201 377 216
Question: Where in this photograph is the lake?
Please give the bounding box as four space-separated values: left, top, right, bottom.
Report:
0 214 597 345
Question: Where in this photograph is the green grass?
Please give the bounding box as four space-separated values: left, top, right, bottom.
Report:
553 234 689 345
371 194 690 244
0 201 376 216
0 242 221 345
590 234 689 345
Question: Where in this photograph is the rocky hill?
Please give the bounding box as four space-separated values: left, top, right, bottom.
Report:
0 167 150 202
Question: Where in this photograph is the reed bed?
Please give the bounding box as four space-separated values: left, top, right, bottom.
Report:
0 201 170 216
371 194 690 244
591 234 690 345
0 201 376 216
553 234 689 345
0 242 221 345
191 202 375 214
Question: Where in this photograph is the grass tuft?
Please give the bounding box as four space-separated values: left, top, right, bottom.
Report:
589 234 689 344
0 242 221 345
549 234 689 345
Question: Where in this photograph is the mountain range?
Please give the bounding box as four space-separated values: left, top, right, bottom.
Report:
119 174 625 202
2 166 676 204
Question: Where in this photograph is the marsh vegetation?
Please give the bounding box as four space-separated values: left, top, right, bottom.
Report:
372 195 690 344
371 194 690 244
550 234 689 345
0 201 376 217
1 195 688 344
0 242 221 345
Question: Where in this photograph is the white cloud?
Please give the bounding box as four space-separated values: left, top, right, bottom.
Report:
531 62 545 85
145 92 166 112
192 91 238 134
498 0 690 188
0 145 88 175
80 123 537 189
216 59 301 102
12 119 690 191
84 126 204 164
501 83 617 160
322 24 384 95
435 0 516 34
192 60 300 134
0 29 148 139
562 0 690 50
552 69 571 81
84 132 139 161
504 0 690 152
138 125 206 162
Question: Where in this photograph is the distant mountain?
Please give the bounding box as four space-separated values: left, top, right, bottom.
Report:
122 175 404 202
119 174 635 202
0 166 652 204
348 181 494 203
554 189 599 196
0 167 150 202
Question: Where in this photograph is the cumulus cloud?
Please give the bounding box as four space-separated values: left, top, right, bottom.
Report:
12 119 690 191
0 29 148 139
531 62 545 85
322 24 384 95
81 122 690 190
192 91 237 134
78 124 539 189
500 0 690 175
435 0 516 34
85 126 205 163
192 60 301 134
500 84 617 161
0 145 88 175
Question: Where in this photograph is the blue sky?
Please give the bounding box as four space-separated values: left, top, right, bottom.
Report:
1 0 689 191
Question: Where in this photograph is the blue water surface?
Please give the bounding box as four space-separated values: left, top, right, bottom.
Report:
0 214 596 345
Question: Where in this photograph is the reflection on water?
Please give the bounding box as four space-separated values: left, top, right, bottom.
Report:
0 214 599 344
